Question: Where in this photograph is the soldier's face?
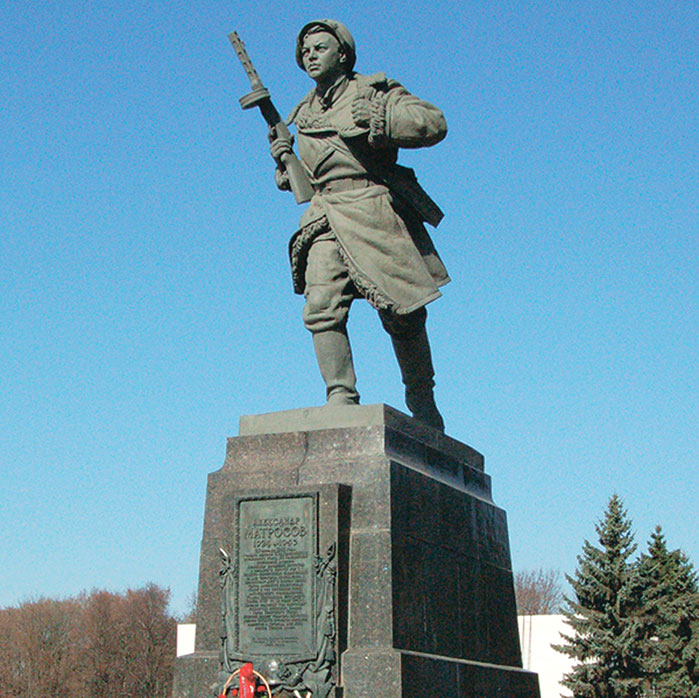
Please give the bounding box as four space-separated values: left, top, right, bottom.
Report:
301 31 345 84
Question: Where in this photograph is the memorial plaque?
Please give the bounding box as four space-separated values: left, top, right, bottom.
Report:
237 494 316 659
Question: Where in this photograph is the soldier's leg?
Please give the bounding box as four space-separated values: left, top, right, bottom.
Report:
303 238 359 406
379 307 444 431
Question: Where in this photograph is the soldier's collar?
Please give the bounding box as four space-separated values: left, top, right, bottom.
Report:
288 72 385 125
314 73 351 111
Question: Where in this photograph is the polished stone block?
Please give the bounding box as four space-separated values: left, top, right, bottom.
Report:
172 405 539 697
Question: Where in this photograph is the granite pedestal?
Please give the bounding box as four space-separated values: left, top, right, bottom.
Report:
173 405 540 698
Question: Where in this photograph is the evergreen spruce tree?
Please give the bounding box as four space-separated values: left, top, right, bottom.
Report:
634 526 699 697
555 494 642 697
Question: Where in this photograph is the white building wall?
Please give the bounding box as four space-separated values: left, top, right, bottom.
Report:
177 623 196 657
518 614 573 698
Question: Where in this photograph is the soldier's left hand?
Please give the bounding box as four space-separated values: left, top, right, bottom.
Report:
351 97 372 127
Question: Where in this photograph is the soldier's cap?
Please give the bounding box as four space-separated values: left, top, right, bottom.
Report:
295 19 356 72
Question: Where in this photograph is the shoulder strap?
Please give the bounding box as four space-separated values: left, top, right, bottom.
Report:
286 88 316 125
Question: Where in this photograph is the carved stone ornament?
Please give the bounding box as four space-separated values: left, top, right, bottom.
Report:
218 540 337 698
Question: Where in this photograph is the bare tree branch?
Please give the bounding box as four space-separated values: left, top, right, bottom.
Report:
515 568 563 615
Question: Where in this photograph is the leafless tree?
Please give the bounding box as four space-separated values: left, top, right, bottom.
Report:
514 568 564 614
179 588 198 624
0 584 176 697
120 584 175 696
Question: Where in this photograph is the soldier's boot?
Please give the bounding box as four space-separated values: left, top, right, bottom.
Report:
312 328 360 406
390 327 445 431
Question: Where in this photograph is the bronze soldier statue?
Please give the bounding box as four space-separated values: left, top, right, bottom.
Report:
269 19 449 430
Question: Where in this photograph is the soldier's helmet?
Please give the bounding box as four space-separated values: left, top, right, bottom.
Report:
295 19 356 72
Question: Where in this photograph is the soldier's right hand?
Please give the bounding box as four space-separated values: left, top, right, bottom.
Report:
268 127 294 166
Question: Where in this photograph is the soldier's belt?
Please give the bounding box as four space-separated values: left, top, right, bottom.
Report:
314 173 444 229
315 177 377 194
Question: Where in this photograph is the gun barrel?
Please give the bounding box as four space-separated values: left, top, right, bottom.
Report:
228 31 264 91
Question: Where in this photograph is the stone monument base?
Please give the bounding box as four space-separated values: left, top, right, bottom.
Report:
173 405 540 698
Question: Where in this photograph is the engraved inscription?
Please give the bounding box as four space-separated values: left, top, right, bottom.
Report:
238 496 315 658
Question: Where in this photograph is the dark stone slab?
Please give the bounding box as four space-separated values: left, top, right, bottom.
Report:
171 651 218 698
402 651 541 698
347 529 393 648
173 405 539 698
238 403 485 474
342 649 540 698
390 464 521 666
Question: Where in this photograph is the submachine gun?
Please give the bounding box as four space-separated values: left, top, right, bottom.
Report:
228 31 314 204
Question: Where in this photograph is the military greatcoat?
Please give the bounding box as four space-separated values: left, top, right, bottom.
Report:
282 72 450 316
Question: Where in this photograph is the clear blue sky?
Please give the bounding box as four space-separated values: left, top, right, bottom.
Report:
1 0 697 615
